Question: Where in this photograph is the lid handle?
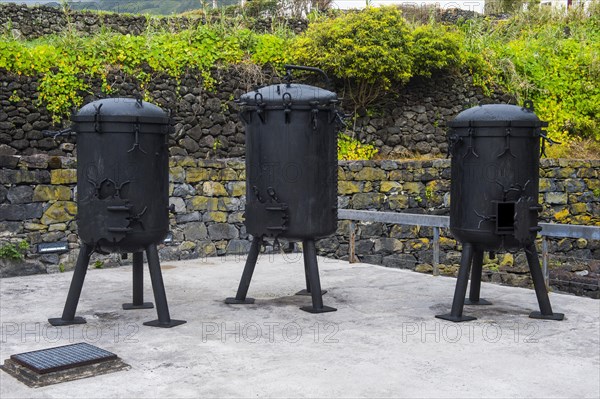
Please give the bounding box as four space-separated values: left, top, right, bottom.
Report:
284 65 330 88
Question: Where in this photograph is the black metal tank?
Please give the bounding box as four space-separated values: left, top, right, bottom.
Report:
436 102 563 323
225 65 341 314
72 98 171 253
239 67 339 240
49 97 185 329
447 103 547 251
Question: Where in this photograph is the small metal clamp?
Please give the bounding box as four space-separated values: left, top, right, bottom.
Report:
497 127 516 158
93 103 103 133
462 127 479 159
127 117 147 154
283 92 293 124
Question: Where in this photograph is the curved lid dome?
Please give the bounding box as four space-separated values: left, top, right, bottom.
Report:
240 83 337 107
448 104 545 128
72 98 169 125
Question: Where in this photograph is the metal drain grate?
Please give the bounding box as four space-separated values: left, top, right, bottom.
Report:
10 343 117 374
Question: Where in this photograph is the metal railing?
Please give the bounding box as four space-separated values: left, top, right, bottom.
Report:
338 209 600 287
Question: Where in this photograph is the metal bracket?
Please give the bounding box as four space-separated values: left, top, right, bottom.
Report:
497 127 516 158
283 92 292 124
93 103 103 133
310 101 319 130
127 118 147 154
463 127 479 159
495 180 530 202
539 130 560 158
255 93 266 124
128 206 147 230
252 185 265 203
474 209 495 229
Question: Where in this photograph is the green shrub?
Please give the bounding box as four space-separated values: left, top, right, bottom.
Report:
411 23 463 77
0 240 30 261
291 7 466 109
250 33 290 69
338 133 378 160
461 5 600 148
291 7 413 108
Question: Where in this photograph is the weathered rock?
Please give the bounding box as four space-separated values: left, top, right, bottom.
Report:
50 169 77 184
226 239 252 254
19 154 48 169
415 263 434 273
186 168 212 183
7 186 33 204
176 211 201 223
172 183 196 197
33 185 71 201
227 181 245 197
338 181 361 195
169 197 186 213
203 211 228 223
189 196 219 211
382 254 417 269
0 203 43 221
0 170 50 184
351 193 385 209
202 181 228 196
354 167 386 181
373 238 403 254
208 223 238 240
545 192 568 205
40 201 76 224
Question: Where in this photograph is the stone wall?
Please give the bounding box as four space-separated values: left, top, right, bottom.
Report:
1 3 597 298
0 67 506 160
0 3 308 40
1 157 598 297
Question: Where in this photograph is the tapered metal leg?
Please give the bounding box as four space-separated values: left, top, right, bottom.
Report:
143 244 186 328
436 242 477 322
300 240 336 313
525 245 564 320
225 237 260 305
296 251 327 296
123 252 154 310
465 249 492 305
48 244 93 326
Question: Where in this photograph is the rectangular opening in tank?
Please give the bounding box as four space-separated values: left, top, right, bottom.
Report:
496 202 515 234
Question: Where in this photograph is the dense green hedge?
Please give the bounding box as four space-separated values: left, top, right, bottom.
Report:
461 4 600 155
291 7 463 109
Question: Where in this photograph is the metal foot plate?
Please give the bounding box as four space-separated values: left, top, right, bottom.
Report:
224 297 255 304
122 302 154 310
464 298 493 305
529 311 564 320
435 314 477 322
300 305 337 314
295 289 327 296
47 317 86 326
143 319 187 328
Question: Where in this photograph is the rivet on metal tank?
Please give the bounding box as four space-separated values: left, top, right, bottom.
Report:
436 101 564 322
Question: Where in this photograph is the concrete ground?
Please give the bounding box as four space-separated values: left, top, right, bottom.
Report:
0 253 599 398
